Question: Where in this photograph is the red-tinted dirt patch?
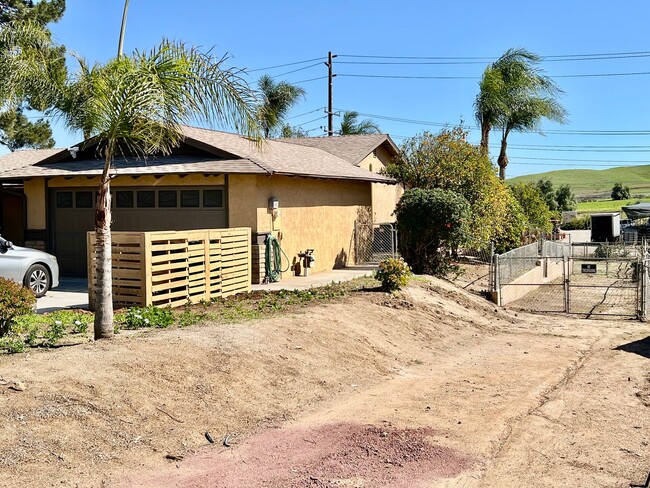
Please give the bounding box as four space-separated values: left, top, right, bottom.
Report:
122 422 473 487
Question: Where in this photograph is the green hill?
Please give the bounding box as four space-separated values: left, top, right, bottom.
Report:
509 164 650 199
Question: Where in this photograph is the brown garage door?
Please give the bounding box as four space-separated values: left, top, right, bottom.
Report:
53 187 227 276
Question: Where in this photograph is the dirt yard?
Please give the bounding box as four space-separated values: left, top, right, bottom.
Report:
1 276 649 487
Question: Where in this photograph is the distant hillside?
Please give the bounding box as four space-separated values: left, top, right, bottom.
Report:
509 164 650 199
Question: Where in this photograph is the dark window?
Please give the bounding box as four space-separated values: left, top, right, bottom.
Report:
137 190 155 208
203 189 223 208
159 190 177 208
75 191 93 208
116 191 134 208
180 190 199 208
56 192 73 208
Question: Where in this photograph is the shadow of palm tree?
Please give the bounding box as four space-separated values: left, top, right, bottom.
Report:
614 336 650 359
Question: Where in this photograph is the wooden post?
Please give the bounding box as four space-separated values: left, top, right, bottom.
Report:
142 232 152 307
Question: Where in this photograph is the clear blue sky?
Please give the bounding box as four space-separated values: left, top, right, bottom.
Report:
24 0 650 178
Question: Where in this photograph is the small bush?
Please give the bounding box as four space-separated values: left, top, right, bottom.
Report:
0 278 36 336
395 188 471 275
562 214 591 230
121 305 174 329
375 258 412 292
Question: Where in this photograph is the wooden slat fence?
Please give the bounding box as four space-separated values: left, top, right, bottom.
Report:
88 228 251 310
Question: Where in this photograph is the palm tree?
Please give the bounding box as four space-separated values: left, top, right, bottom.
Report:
474 48 567 179
339 111 380 135
51 40 260 339
256 75 305 137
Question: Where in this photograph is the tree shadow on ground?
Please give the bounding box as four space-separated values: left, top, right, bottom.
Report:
614 336 650 359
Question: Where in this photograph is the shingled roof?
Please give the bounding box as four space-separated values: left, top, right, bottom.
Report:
275 133 399 166
0 128 395 183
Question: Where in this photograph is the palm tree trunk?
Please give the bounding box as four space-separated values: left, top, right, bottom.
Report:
93 152 114 340
479 120 491 154
497 135 509 180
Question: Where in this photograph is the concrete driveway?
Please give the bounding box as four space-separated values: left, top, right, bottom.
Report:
37 278 89 313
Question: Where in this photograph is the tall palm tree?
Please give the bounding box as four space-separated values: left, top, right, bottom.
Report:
474 48 567 179
339 111 380 135
257 75 305 137
51 40 260 339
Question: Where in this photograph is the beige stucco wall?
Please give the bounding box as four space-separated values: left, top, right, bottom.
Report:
228 174 258 230
24 179 46 229
358 145 402 223
236 175 371 273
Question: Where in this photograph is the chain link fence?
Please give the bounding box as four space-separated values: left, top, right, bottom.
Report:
492 239 649 318
355 222 398 264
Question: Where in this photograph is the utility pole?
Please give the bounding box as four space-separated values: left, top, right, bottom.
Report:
117 0 130 57
325 51 337 136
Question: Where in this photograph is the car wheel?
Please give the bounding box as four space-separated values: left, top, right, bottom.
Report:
23 264 50 298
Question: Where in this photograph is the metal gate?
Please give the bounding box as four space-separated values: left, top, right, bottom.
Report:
493 241 649 318
354 221 398 264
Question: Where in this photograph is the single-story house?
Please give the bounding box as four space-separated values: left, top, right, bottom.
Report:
0 126 402 280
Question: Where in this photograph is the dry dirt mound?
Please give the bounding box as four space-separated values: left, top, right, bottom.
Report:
0 277 642 487
123 422 472 488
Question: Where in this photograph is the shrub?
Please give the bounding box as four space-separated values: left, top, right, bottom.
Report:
121 305 174 329
395 188 471 275
611 182 631 200
0 278 36 336
375 258 411 292
562 214 590 230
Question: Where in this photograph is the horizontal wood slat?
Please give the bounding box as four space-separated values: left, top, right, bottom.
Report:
88 228 251 310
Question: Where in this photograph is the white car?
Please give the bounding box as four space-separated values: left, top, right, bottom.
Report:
0 236 59 297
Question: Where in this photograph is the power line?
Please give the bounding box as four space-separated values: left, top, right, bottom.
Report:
293 115 327 128
335 108 650 136
337 53 650 66
293 75 328 84
337 71 650 80
338 50 650 61
273 62 323 78
286 107 326 120
246 56 325 73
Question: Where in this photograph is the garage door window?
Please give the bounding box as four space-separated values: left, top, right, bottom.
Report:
116 191 134 208
203 190 223 208
56 191 73 208
180 190 199 208
75 191 93 208
159 190 177 208
137 191 155 208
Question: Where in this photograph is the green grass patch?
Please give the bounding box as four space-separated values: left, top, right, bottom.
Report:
576 197 650 214
510 164 650 199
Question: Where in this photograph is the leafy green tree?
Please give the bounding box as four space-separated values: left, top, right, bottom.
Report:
0 109 54 150
395 188 471 275
536 178 558 211
0 2 66 150
509 182 553 233
384 126 523 248
0 0 65 24
475 48 567 179
339 110 380 135
50 41 260 339
256 75 305 137
611 182 631 200
555 184 576 211
279 123 306 138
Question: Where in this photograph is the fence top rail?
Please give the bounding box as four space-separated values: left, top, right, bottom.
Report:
87 228 250 238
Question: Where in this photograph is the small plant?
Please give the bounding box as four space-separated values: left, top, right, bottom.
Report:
375 258 412 292
122 305 174 329
43 320 65 347
0 278 36 336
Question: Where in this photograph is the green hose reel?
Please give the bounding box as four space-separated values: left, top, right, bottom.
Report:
264 234 290 283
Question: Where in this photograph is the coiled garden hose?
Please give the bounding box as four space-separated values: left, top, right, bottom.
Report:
265 234 290 283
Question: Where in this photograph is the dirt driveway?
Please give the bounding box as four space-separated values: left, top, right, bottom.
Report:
1 278 649 487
